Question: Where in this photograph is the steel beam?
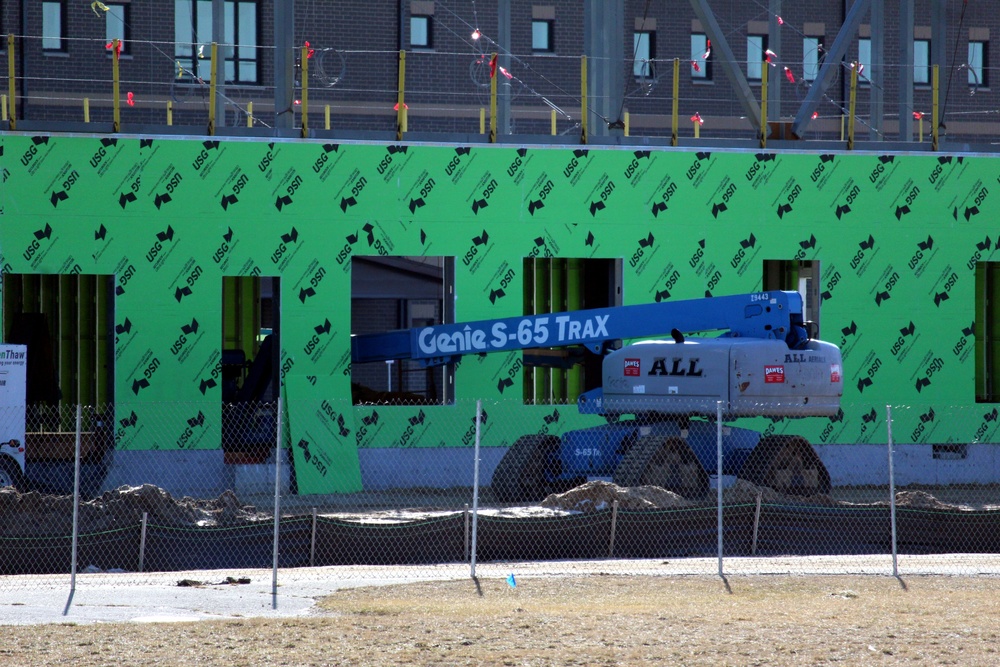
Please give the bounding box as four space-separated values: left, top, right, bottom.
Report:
791 0 872 137
689 0 761 132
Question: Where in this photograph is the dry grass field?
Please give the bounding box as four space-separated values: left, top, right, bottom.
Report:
3 575 999 666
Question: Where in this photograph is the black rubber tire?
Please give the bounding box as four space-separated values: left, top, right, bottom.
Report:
738 435 832 496
491 435 561 503
614 435 709 499
0 457 25 491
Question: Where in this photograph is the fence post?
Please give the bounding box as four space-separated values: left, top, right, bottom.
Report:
464 503 470 561
310 508 318 567
139 511 148 572
887 404 898 576
272 396 283 607
716 400 723 576
70 404 82 599
470 400 482 578
608 500 619 557
751 491 762 555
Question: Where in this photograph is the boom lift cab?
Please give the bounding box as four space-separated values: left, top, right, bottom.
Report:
351 291 843 502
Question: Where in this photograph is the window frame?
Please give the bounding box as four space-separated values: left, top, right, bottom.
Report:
803 36 824 82
857 38 871 86
531 19 554 53
410 14 432 49
41 1 68 53
747 34 769 82
969 40 988 88
913 38 931 86
633 30 655 79
105 3 131 56
691 32 712 81
174 0 259 85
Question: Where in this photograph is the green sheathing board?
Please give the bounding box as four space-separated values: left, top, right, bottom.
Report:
0 135 995 491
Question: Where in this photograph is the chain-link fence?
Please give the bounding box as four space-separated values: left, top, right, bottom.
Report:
2 399 999 602
5 23 1000 145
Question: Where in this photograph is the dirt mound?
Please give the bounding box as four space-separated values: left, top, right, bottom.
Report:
541 481 696 512
0 485 268 537
540 479 887 513
894 489 968 510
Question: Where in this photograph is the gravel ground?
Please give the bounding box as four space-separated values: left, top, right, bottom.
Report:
2 572 1000 666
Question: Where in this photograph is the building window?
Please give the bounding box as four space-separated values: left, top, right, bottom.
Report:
803 36 824 82
633 31 654 78
174 1 258 84
106 3 130 55
691 33 711 81
747 34 768 81
969 40 988 87
42 1 67 52
410 15 432 48
857 38 871 85
914 39 931 85
532 19 553 52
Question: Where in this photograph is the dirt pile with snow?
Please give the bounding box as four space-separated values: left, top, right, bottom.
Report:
0 484 268 537
540 479 988 513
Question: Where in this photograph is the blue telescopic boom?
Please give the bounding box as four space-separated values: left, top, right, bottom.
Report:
352 291 805 367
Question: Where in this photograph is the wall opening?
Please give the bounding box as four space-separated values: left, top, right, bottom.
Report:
763 259 822 336
2 273 115 422
350 257 454 405
976 261 1000 402
521 257 621 404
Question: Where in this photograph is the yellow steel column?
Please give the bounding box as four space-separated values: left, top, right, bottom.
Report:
847 64 858 150
932 64 940 151
760 61 768 149
208 42 218 135
397 50 406 141
7 34 16 130
489 53 497 143
301 45 310 137
671 58 679 146
580 56 587 144
112 39 121 133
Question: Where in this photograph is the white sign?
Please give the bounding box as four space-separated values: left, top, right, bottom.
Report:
0 345 28 474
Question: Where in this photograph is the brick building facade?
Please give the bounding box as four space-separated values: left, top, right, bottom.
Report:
1 1 996 143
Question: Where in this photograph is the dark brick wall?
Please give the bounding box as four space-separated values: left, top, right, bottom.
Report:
3 1 998 141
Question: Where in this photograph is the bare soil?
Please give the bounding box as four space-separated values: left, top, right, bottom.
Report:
2 575 999 665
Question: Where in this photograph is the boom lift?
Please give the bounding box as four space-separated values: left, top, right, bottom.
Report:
352 291 843 501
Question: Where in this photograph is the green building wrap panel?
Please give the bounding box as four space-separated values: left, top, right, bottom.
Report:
1 133 997 492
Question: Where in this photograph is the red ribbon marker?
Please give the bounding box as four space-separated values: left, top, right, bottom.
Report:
126 92 134 107
784 67 796 84
690 112 704 125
